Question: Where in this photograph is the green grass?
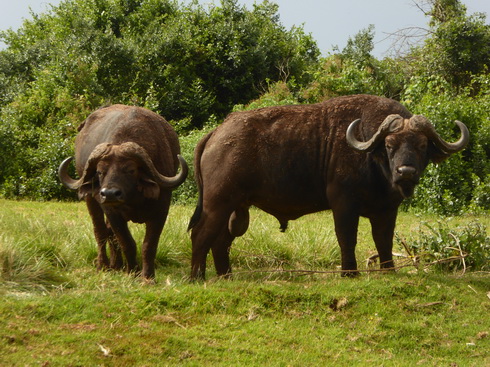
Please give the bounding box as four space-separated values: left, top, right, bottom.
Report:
1 200 489 366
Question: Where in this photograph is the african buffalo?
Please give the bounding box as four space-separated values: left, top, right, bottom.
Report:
188 94 469 279
59 104 188 279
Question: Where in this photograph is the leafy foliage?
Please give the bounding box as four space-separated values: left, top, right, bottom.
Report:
0 0 488 215
402 73 490 214
413 0 490 92
302 26 406 102
0 0 319 199
404 219 490 272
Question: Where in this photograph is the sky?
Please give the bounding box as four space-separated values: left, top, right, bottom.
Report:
1 0 489 57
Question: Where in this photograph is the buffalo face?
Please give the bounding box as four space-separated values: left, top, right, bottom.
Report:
58 142 188 203
93 154 160 206
346 114 469 198
383 132 429 198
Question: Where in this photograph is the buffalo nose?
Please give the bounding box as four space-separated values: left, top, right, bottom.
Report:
396 165 417 179
100 187 124 202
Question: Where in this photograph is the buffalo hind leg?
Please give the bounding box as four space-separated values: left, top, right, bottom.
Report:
190 206 237 280
211 206 250 278
190 217 217 281
211 227 234 278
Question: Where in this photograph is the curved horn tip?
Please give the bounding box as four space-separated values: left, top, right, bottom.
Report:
453 119 470 148
346 118 373 152
428 119 470 155
58 156 81 190
58 156 73 171
153 154 189 189
455 120 469 133
177 154 188 169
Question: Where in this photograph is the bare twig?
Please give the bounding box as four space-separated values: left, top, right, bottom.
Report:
416 301 444 307
448 233 466 276
220 251 467 280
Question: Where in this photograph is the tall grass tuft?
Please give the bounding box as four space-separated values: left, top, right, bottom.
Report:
0 200 94 290
0 235 68 291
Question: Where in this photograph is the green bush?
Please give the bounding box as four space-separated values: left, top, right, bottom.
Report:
402 76 490 214
233 80 299 111
301 26 406 102
0 0 319 201
403 219 490 272
171 118 218 205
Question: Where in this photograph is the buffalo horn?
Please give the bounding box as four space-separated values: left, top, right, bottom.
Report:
346 114 404 152
120 142 188 189
156 154 188 189
58 143 112 190
58 157 81 190
409 116 469 154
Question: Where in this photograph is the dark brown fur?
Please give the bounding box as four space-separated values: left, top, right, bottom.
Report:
61 104 186 279
188 94 468 279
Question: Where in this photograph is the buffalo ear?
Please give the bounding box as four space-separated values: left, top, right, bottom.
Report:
139 178 160 200
428 143 451 164
78 178 99 199
369 143 388 165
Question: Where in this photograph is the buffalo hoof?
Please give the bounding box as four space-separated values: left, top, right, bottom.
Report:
341 269 360 278
217 272 233 280
188 272 206 283
141 277 156 285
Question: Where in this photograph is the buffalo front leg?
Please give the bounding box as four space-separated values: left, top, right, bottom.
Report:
141 217 166 279
332 208 360 276
370 211 397 270
85 197 111 270
106 223 123 270
106 214 139 274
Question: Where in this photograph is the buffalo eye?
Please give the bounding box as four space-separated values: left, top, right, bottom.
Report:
123 167 137 176
122 161 139 176
385 143 395 157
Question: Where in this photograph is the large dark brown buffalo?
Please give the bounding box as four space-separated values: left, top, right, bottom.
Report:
188 94 469 279
59 104 188 279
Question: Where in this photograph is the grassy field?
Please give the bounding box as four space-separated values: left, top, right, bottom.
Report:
1 199 489 366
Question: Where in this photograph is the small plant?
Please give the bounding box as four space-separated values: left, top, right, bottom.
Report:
401 219 490 272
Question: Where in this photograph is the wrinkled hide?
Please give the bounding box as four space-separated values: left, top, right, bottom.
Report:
188 94 468 279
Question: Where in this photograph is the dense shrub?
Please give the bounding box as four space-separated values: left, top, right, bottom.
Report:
301 26 406 102
0 0 488 215
172 118 218 205
403 219 490 272
0 0 319 200
402 74 490 214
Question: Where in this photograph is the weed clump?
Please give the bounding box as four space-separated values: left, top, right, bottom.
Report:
402 220 490 272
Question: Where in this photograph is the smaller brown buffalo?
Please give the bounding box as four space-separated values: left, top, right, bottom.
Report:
188 94 469 279
59 105 188 279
